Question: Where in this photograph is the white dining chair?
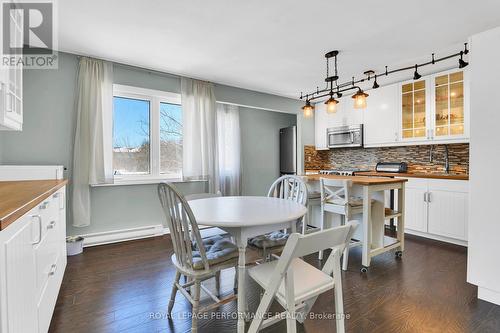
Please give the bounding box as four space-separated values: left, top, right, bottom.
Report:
247 221 359 333
157 183 238 333
248 175 308 259
318 178 372 270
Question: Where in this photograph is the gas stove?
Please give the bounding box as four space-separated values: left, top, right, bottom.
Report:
318 168 370 176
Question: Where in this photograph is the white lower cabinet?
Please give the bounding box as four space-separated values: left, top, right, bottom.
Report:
402 178 468 244
0 186 67 333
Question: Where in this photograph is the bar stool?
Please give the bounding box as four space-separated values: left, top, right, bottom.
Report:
319 178 373 270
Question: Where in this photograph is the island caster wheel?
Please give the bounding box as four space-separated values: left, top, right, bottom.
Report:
395 251 403 258
360 267 368 273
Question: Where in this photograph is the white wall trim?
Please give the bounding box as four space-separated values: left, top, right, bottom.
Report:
478 286 500 306
405 229 467 247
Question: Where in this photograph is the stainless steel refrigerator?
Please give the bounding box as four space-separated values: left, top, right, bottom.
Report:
279 126 297 175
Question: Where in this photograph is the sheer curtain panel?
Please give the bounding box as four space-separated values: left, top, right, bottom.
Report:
72 57 113 227
217 103 241 196
181 78 219 193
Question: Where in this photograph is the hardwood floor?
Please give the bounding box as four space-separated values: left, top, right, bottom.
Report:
50 233 500 333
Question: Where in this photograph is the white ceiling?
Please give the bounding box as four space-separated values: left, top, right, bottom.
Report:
58 0 500 99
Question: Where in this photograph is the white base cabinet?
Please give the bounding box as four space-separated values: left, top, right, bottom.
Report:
0 186 66 333
401 178 468 244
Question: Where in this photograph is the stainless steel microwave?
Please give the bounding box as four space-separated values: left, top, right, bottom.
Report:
327 124 363 148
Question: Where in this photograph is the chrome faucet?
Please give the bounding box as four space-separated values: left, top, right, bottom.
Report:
444 145 450 174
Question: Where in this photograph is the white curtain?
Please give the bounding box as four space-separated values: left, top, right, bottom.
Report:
181 78 219 193
217 103 241 196
72 57 113 227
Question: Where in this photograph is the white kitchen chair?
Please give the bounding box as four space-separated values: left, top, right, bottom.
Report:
318 178 371 269
247 222 359 333
248 175 308 259
157 183 238 333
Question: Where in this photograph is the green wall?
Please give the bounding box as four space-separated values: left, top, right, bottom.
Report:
0 52 300 236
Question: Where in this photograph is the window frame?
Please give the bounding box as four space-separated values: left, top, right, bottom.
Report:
112 84 182 183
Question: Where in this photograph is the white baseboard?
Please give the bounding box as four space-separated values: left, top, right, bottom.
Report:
404 229 468 247
80 225 168 247
478 287 500 306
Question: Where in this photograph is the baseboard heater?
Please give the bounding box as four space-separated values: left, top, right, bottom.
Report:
80 225 166 247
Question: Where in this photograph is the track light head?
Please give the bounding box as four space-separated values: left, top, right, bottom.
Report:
373 75 380 89
458 51 469 68
302 100 314 118
324 92 339 114
352 88 369 109
413 64 422 80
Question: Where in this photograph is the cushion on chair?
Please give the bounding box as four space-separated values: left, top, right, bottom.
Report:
191 235 238 270
326 196 374 207
248 231 289 249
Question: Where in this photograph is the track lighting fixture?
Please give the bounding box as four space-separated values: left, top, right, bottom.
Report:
372 75 380 89
413 64 422 80
458 51 469 68
324 93 338 114
300 43 469 114
302 100 314 118
352 88 369 109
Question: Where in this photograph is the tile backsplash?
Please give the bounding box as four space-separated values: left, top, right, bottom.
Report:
304 143 469 175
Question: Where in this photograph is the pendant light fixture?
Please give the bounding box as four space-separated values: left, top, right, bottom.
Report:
352 88 369 109
302 100 314 118
300 43 469 114
413 64 422 80
324 92 338 113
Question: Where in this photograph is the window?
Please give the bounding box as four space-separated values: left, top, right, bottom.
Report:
113 85 182 181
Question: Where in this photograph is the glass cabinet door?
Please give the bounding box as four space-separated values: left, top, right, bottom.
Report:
401 80 426 139
434 71 464 137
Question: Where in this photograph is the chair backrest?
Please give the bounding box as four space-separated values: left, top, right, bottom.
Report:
157 182 209 271
268 175 308 206
320 177 353 206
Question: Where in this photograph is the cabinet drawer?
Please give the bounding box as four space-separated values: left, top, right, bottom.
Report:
37 197 59 242
37 250 64 333
34 217 61 300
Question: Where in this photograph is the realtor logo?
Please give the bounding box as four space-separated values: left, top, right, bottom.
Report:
1 0 58 69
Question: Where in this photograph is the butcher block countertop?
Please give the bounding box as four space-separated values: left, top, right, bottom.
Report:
305 174 407 186
0 179 68 231
355 171 469 181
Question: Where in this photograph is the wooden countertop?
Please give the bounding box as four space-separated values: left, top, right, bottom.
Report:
0 179 68 231
355 171 469 181
304 174 407 186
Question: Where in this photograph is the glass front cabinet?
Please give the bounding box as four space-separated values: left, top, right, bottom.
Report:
399 69 469 143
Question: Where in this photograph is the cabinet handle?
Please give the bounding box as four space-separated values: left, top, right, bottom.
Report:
39 201 49 210
52 193 59 199
428 192 432 202
47 220 56 230
48 264 57 276
31 215 42 245
423 192 427 202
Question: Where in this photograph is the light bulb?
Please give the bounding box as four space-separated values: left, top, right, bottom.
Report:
324 95 338 114
352 89 368 109
303 107 313 118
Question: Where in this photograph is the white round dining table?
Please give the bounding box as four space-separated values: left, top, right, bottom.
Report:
188 196 307 333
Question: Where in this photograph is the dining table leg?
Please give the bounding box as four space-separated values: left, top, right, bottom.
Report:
236 237 247 333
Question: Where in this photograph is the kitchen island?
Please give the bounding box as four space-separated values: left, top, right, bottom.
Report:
302 174 407 271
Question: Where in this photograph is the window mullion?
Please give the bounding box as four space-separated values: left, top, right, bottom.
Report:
151 96 160 177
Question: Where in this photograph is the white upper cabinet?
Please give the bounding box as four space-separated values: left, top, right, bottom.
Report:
0 6 23 131
314 102 329 150
397 69 469 145
363 83 399 147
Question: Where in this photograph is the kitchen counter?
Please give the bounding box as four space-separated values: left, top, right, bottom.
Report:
355 171 469 181
0 179 68 230
304 174 407 186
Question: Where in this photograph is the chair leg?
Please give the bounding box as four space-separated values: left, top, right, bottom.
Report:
215 271 221 297
342 245 350 271
168 271 181 315
318 207 325 260
191 280 201 333
233 267 238 293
